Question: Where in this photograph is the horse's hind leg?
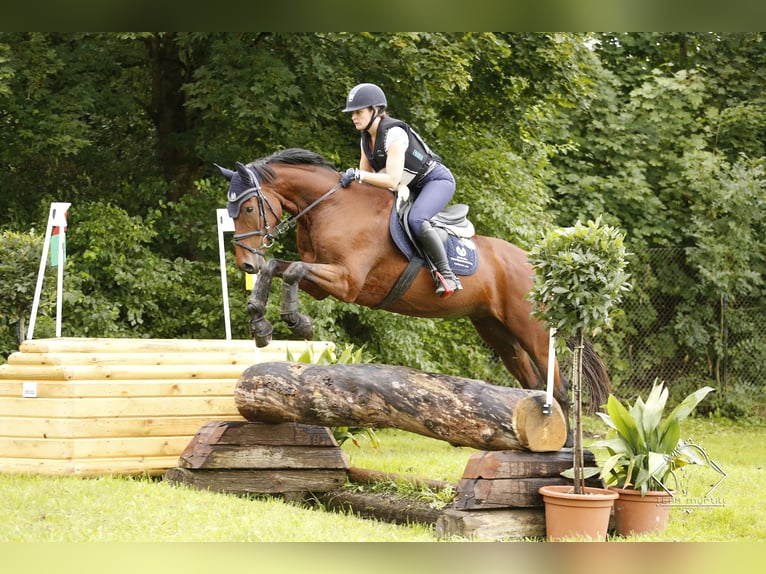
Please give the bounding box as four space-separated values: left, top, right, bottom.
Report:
470 317 544 390
279 261 315 340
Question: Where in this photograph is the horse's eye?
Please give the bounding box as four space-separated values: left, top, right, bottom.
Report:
246 206 254 214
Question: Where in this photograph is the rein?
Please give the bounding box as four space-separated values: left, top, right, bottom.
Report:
232 180 344 254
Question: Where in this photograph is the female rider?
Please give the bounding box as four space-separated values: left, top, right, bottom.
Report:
340 83 462 298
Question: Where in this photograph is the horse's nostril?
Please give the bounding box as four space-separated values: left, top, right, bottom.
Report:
242 263 256 274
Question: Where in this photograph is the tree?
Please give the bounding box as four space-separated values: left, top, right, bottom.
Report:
0 230 53 350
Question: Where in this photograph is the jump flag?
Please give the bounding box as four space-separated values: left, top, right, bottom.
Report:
50 213 67 267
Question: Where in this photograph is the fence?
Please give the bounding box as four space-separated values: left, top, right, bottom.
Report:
598 248 766 405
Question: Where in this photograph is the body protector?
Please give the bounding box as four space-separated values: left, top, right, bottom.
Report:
362 116 442 188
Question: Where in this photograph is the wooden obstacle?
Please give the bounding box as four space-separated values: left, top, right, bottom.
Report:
235 362 568 452
165 420 348 497
436 449 602 540
0 337 333 476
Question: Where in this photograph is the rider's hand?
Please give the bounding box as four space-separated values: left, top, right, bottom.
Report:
396 184 410 211
340 167 359 187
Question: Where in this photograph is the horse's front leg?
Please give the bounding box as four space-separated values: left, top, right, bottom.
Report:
279 261 315 340
246 258 280 347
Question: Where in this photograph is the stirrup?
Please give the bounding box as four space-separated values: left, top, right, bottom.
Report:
433 271 463 298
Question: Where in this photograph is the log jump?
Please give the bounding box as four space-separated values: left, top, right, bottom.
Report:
235 362 568 452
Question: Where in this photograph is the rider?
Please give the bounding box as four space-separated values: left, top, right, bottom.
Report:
339 83 462 298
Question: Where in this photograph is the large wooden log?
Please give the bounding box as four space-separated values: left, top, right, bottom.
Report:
235 362 567 452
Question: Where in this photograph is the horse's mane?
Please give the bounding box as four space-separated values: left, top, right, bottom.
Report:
249 148 337 184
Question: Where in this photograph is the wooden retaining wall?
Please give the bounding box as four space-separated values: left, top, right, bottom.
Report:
0 337 334 477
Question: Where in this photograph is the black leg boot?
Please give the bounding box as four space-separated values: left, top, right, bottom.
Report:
418 221 463 298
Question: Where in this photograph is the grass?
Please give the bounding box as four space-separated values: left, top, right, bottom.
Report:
0 417 763 542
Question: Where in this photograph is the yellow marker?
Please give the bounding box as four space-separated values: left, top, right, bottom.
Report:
245 273 255 290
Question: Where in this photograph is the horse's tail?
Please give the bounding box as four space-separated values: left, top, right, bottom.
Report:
567 337 612 415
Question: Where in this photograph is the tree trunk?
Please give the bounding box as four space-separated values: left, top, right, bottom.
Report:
235 362 567 452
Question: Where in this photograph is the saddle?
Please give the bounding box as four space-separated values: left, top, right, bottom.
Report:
392 201 479 276
376 200 479 309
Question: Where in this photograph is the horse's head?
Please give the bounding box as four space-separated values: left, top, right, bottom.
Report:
217 161 283 274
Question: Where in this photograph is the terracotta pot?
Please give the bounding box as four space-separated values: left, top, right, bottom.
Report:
538 485 618 541
610 486 674 536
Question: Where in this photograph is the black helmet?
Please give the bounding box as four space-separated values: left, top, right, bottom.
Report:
342 83 387 112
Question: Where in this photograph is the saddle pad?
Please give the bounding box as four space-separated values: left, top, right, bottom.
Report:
389 204 479 276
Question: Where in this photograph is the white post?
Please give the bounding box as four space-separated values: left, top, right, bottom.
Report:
55 221 66 337
544 328 557 415
217 209 235 340
27 202 70 340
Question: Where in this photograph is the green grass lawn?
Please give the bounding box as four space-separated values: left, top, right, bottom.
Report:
1 417 763 542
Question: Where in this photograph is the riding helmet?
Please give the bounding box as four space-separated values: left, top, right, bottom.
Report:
342 83 387 112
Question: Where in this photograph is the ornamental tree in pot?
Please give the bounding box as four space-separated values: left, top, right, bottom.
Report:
527 217 631 540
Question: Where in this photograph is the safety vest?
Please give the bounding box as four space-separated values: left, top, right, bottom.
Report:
362 116 441 185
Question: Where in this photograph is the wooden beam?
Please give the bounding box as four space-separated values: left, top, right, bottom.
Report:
235 362 567 452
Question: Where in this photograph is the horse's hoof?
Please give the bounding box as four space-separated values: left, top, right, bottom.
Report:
293 315 314 340
250 317 273 348
282 313 314 340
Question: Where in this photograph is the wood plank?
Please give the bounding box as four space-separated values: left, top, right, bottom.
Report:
454 476 598 509
0 364 248 381
0 436 194 459
0 455 180 476
0 379 241 399
6 352 266 367
18 337 333 355
188 421 339 447
0 396 241 418
0 415 245 438
165 467 347 494
177 444 349 470
460 449 596 479
435 508 545 541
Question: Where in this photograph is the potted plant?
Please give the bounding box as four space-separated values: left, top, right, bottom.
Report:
527 217 631 541
592 380 714 536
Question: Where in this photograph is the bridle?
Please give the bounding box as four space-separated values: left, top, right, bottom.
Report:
230 177 344 255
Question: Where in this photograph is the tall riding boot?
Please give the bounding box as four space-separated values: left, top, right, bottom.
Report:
418 221 463 298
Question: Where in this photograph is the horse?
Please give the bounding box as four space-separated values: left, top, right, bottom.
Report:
218 148 609 445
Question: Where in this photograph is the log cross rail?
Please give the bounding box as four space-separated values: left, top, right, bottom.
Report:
234 362 567 452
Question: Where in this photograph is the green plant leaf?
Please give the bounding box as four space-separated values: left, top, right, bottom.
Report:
561 466 601 480
606 394 645 452
641 381 669 441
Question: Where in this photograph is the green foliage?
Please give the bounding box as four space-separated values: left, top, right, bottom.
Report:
527 218 632 338
594 381 715 495
1 32 764 400
0 230 55 353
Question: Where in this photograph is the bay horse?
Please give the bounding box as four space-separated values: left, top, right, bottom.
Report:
218 148 609 445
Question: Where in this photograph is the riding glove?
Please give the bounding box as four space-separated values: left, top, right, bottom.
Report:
395 184 410 212
340 167 359 187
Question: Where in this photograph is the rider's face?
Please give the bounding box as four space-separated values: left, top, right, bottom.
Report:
350 107 375 131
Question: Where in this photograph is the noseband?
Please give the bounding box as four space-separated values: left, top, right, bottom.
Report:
231 186 281 254
231 180 344 255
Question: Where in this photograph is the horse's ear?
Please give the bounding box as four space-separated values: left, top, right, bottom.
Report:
236 161 259 187
214 163 234 181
